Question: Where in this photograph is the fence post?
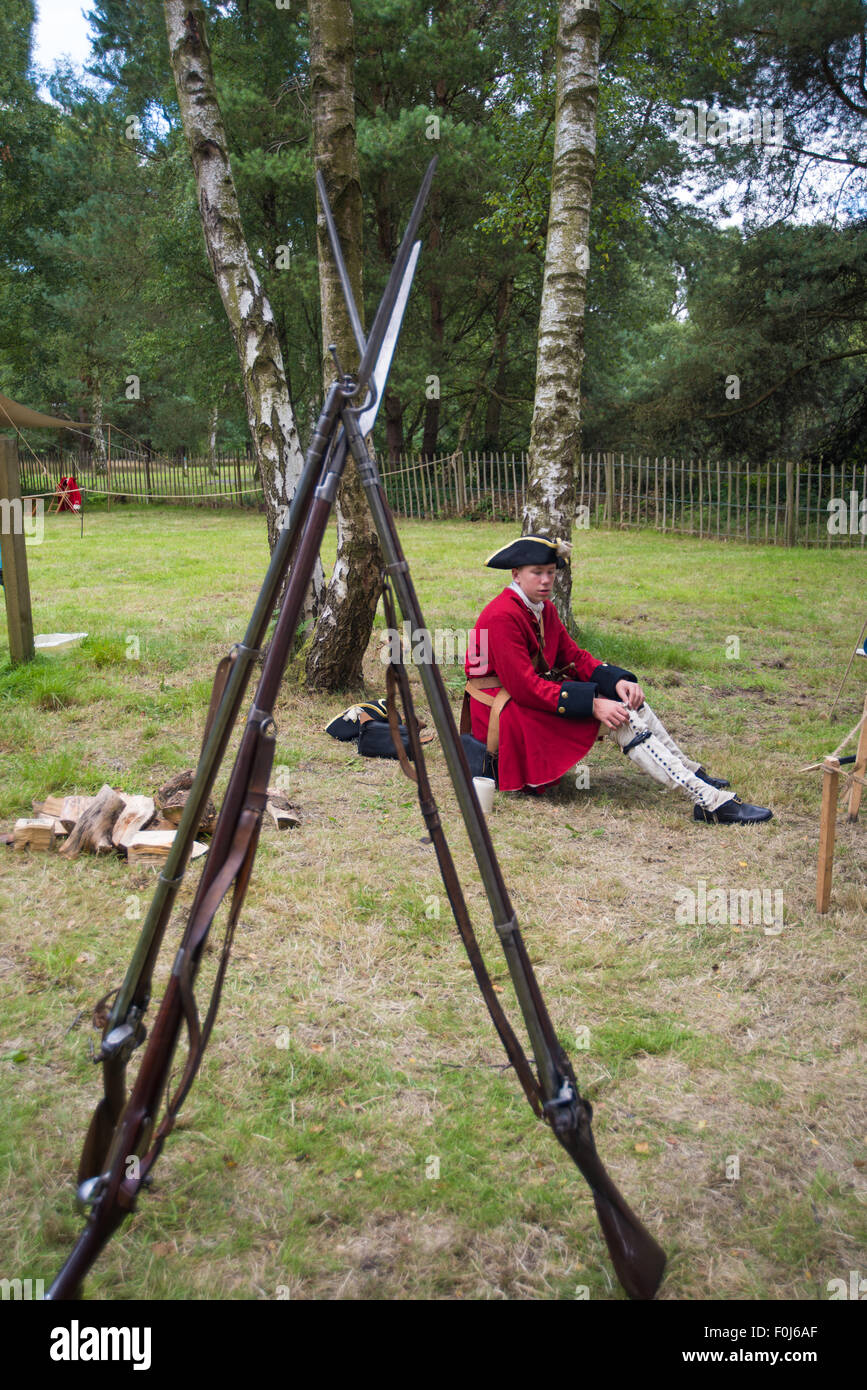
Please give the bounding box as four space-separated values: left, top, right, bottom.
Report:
0 436 35 665
784 459 796 547
604 452 614 528
816 757 840 913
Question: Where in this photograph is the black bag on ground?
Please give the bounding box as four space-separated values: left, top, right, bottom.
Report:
460 733 498 785
357 719 414 761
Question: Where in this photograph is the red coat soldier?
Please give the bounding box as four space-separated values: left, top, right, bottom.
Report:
463 534 772 823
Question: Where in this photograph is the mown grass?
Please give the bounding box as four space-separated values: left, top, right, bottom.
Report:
0 506 865 1301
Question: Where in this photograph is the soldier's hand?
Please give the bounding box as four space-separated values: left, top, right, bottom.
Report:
615 679 645 709
593 697 631 729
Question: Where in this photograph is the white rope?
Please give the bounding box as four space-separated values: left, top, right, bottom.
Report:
67 484 262 500
799 706 867 772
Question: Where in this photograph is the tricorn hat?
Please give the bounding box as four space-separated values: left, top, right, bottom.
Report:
325 699 389 741
484 534 572 569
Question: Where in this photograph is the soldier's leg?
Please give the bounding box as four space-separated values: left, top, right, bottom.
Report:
607 709 730 813
632 701 701 772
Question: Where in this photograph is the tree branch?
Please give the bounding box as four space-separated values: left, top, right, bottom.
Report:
702 348 867 419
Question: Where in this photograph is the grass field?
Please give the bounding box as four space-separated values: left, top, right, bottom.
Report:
0 506 865 1300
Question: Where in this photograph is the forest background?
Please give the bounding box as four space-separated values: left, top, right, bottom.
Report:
1 0 865 474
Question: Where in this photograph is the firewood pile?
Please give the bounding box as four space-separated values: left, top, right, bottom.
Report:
4 773 301 865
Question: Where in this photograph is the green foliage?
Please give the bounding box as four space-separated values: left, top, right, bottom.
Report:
1 0 864 471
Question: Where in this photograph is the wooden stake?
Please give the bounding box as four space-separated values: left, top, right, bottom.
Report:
816 757 840 913
847 691 867 823
0 435 35 665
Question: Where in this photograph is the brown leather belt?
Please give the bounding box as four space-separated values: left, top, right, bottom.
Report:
461 678 511 755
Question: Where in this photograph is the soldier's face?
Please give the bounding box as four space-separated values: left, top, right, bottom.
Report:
513 564 557 605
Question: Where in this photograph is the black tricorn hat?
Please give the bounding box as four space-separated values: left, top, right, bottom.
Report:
325 699 389 741
484 534 573 569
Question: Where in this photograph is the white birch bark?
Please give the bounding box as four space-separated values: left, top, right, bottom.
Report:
207 401 218 474
91 379 107 471
304 0 383 689
163 0 321 603
525 0 601 628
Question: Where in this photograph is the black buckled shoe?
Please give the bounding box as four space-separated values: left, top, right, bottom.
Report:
695 767 731 789
694 796 773 824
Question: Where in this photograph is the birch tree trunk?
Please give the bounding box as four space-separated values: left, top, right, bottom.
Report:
207 401 219 475
91 378 107 472
304 0 383 691
524 0 601 630
163 0 321 608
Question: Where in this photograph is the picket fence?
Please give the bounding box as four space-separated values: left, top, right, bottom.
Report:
21 447 866 545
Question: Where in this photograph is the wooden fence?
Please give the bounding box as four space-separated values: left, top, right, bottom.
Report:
20 446 867 545
19 449 263 509
378 450 867 546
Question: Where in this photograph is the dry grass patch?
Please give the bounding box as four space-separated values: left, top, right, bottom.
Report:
1 512 865 1300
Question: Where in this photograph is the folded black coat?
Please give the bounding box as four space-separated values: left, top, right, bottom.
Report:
357 719 414 761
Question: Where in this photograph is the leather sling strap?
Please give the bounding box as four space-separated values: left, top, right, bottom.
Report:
381 579 543 1116
460 602 556 754
462 680 511 754
385 664 417 784
201 652 236 750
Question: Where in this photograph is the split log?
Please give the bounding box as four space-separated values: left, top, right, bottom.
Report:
155 769 216 835
127 831 208 866
113 795 156 849
155 769 197 803
59 785 125 859
265 788 302 831
14 816 57 851
34 793 95 830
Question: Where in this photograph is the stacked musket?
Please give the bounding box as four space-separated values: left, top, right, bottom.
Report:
48 160 666 1303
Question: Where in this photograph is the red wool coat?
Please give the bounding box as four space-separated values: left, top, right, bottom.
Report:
464 587 607 792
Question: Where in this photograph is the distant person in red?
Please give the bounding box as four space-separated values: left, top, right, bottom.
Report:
59 476 82 511
464 534 772 823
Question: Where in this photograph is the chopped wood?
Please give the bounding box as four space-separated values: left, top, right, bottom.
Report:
113 796 156 849
59 785 125 859
155 769 216 834
155 769 195 804
126 831 207 866
13 816 57 851
159 793 217 834
265 789 302 831
35 793 96 830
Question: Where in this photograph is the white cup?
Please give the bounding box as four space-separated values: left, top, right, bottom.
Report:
473 776 496 814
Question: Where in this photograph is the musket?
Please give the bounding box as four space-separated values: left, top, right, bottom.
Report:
71 161 433 1191
50 154 665 1300
47 160 436 1299
377 585 666 1300
290 180 666 1299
